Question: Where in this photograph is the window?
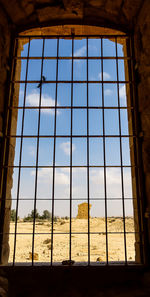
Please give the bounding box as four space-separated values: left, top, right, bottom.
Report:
0 33 143 265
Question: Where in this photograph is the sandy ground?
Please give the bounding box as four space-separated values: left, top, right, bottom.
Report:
9 217 135 264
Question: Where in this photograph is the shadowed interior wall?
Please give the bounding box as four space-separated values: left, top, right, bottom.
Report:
0 0 150 296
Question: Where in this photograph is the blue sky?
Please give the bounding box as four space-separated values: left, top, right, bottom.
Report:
11 37 134 219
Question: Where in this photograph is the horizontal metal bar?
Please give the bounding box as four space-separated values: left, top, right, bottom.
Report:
11 80 132 84
9 106 133 110
4 231 140 235
4 198 136 201
3 165 134 169
14 56 131 60
6 135 137 138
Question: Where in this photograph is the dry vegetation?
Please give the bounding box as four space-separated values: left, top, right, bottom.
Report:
9 217 135 264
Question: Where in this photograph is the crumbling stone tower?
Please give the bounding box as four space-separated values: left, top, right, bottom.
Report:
77 203 92 219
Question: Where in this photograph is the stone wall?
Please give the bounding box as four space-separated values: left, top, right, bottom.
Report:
0 0 144 32
0 0 149 296
0 5 12 266
3 266 150 297
133 0 150 263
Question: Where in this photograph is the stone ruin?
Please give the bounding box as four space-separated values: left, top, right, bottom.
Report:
77 202 92 219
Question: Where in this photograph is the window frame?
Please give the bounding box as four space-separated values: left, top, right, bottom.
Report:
0 32 147 266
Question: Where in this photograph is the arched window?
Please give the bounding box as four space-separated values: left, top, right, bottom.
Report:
0 26 144 266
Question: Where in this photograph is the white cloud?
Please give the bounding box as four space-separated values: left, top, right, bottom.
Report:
90 168 132 199
55 169 70 185
26 91 56 115
98 72 111 80
104 89 113 96
74 46 86 57
31 168 69 185
74 45 100 57
19 89 24 96
14 166 133 216
60 141 76 155
61 167 70 174
90 168 104 185
31 167 131 193
28 145 36 156
119 84 126 100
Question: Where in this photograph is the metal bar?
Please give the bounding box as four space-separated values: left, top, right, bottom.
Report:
3 165 137 169
14 56 131 60
87 37 90 265
7 135 137 138
115 37 127 263
51 38 59 265
101 38 108 264
5 197 137 201
32 38 45 265
13 39 31 265
8 106 134 110
69 37 74 261
2 231 140 235
12 80 132 84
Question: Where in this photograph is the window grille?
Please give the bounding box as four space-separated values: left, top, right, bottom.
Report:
0 34 143 265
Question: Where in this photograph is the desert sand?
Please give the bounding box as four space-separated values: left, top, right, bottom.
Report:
9 217 135 264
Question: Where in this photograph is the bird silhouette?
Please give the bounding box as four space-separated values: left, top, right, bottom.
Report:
37 75 46 88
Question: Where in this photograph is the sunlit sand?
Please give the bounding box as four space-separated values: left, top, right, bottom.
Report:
9 217 135 264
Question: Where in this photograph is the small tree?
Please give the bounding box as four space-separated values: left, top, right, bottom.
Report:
10 209 19 222
23 209 39 222
30 209 39 219
10 209 16 222
42 210 52 220
23 215 31 222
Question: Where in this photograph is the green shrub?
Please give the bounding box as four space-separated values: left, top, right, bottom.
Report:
10 209 17 222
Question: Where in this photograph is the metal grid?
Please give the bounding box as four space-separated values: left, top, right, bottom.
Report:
0 34 143 265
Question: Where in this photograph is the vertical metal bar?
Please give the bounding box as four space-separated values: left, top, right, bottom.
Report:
69 37 74 261
115 37 127 264
32 38 45 265
101 38 108 264
13 38 31 265
87 37 90 265
51 38 59 265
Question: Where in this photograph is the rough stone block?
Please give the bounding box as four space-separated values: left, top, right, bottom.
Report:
122 0 142 20
145 173 150 202
141 114 150 137
89 0 105 8
37 6 62 22
20 0 34 16
0 276 8 292
105 0 122 15
0 0 26 24
77 203 91 219
0 241 10 265
0 287 7 297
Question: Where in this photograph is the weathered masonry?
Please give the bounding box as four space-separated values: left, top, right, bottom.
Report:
0 0 150 296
